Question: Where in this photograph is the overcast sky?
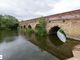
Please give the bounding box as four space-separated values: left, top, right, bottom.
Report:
0 0 80 21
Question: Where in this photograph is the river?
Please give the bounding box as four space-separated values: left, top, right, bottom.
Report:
0 30 59 60
0 30 80 60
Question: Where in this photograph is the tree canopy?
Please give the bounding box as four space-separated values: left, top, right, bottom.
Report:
0 15 19 30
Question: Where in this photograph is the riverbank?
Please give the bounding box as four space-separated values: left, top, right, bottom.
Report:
66 35 80 60
66 45 80 60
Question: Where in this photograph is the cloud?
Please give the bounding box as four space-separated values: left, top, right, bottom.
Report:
49 0 80 14
0 0 80 21
0 0 58 20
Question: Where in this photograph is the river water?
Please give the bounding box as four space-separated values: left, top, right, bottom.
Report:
0 30 80 60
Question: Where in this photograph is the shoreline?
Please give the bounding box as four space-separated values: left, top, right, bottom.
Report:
66 45 80 60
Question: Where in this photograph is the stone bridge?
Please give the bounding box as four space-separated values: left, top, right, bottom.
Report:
20 9 80 40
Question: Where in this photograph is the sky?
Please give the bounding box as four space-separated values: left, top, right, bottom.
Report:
0 0 80 21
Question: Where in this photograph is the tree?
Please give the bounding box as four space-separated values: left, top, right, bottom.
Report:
35 17 47 36
0 15 19 30
39 17 46 28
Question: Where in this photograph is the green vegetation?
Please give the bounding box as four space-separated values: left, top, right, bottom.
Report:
26 25 34 34
0 15 19 30
26 17 47 36
35 17 47 36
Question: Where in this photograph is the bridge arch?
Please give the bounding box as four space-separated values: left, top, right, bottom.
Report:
23 25 26 28
35 24 40 29
49 26 60 35
28 25 32 29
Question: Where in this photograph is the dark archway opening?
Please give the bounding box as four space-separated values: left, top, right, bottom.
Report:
28 25 32 29
35 24 40 29
49 26 60 35
24 25 26 28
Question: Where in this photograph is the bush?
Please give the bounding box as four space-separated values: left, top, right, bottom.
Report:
26 28 34 34
35 17 47 36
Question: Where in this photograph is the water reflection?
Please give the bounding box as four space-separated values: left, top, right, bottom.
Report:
1 30 80 60
0 30 59 60
48 35 64 46
0 30 18 43
23 32 80 60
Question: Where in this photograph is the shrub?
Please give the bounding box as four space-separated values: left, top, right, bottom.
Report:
26 25 34 34
35 17 47 36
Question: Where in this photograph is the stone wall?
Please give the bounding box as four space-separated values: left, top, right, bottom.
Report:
20 9 80 40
